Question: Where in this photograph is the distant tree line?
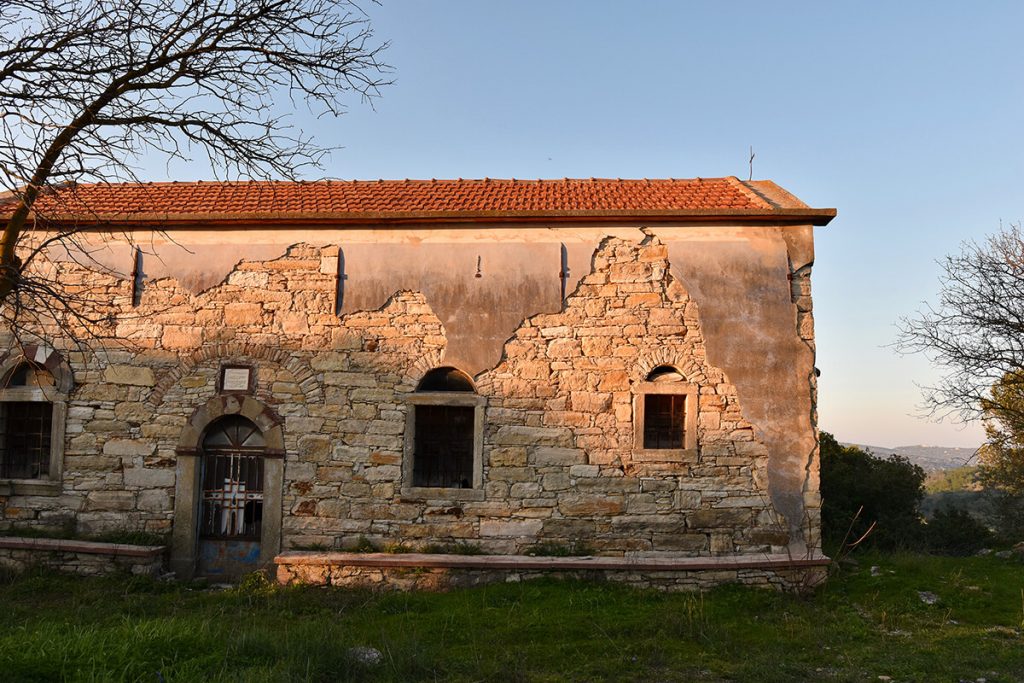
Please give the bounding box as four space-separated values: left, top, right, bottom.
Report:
820 432 1021 556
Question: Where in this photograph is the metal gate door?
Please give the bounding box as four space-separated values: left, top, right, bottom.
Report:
196 415 265 577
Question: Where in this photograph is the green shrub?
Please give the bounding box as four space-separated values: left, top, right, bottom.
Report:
420 542 486 555
350 536 377 553
524 541 594 557
924 505 992 556
90 530 168 546
820 432 926 552
988 491 1024 544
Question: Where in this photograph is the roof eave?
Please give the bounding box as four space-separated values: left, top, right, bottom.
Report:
11 207 837 228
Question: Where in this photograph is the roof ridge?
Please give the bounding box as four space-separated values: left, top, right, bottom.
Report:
50 176 750 189
724 176 774 209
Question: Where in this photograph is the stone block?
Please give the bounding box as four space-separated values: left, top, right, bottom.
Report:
710 533 734 554
611 514 685 534
568 392 612 412
749 529 790 546
85 491 135 511
227 271 269 287
497 428 577 448
298 435 332 461
566 465 597 479
531 447 585 467
675 491 702 510
688 508 752 529
558 495 624 516
575 477 639 494
137 489 170 512
224 303 264 326
541 473 571 491
161 326 203 349
652 533 708 552
102 439 156 457
547 339 581 358
487 466 535 483
123 468 175 488
103 365 155 387
364 465 400 482
479 519 542 537
716 496 769 508
488 447 528 467
509 482 541 498
316 499 349 518
311 353 350 371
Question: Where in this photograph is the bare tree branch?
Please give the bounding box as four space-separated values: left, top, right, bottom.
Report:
0 0 389 337
897 222 1024 423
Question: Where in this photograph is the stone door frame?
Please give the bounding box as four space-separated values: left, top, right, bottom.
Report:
171 394 285 578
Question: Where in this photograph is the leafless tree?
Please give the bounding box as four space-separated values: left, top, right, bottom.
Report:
0 0 388 338
897 223 1024 424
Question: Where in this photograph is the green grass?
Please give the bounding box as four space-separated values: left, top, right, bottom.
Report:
1 553 1022 682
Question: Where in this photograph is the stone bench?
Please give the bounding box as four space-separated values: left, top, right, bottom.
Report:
0 536 166 577
275 551 831 593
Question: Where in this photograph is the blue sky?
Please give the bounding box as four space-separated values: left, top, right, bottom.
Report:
142 1 1024 447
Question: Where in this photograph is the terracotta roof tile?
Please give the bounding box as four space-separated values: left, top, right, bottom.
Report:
0 177 835 225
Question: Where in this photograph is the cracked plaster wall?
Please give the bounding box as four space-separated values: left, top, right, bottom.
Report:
1 224 820 559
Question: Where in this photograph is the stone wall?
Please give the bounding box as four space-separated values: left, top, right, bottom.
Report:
274 551 829 594
0 232 815 568
0 537 165 577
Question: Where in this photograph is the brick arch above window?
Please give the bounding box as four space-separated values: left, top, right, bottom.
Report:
633 348 706 386
175 394 285 457
402 349 448 390
148 342 321 407
0 345 73 395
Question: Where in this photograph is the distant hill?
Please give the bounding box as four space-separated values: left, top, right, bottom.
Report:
841 443 980 472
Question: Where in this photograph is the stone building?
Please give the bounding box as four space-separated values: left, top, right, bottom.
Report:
0 177 835 586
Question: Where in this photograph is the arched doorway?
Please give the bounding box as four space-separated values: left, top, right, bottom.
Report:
196 415 267 576
171 394 285 579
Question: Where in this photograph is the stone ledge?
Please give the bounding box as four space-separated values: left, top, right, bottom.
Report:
0 479 62 497
0 536 165 558
274 551 830 572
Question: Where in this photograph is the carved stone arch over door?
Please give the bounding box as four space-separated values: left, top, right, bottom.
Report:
170 394 285 578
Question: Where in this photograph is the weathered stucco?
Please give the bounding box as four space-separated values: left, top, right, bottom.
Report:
1 221 822 578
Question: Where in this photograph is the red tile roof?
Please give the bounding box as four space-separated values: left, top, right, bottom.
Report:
1 177 835 226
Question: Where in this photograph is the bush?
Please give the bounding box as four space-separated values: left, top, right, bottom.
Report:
924 505 992 556
988 491 1024 544
524 541 595 557
820 432 926 551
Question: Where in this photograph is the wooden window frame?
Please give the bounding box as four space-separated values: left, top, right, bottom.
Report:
0 372 66 496
632 381 698 463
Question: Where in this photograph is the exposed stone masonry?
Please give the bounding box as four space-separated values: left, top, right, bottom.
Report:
0 236 797 565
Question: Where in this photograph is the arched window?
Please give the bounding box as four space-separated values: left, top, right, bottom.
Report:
417 367 475 393
404 367 484 496
633 365 698 459
199 415 266 540
0 360 62 481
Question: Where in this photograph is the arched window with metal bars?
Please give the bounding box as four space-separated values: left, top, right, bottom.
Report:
199 415 266 540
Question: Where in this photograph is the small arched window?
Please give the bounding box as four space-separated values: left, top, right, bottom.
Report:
0 361 59 480
5 362 55 389
417 367 475 393
634 365 698 458
404 367 484 495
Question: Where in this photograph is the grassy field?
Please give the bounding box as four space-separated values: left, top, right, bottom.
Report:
1 553 1022 682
